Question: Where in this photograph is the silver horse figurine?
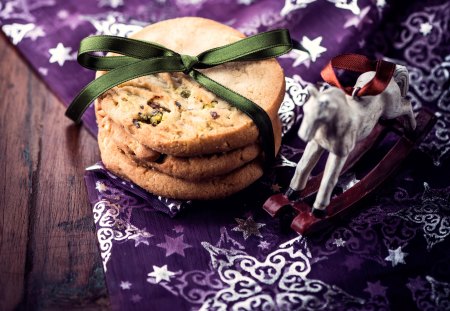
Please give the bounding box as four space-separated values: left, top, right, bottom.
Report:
286 65 416 217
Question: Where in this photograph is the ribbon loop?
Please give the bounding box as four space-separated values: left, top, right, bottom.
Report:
180 54 199 74
65 29 304 167
321 54 396 97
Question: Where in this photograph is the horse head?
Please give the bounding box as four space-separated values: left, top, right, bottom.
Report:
299 85 342 142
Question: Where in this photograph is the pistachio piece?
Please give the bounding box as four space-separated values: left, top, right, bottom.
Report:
180 89 191 98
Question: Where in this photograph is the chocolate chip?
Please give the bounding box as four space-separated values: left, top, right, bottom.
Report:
175 101 182 108
210 111 220 119
132 119 140 128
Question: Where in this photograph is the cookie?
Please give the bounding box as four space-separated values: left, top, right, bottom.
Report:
98 113 282 181
98 128 265 200
96 17 285 156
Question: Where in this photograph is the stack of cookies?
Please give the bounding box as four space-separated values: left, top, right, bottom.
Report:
95 17 285 200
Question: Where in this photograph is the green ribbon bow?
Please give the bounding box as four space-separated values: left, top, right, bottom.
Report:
66 29 301 166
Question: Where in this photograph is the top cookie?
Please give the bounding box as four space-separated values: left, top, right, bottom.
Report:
96 17 285 156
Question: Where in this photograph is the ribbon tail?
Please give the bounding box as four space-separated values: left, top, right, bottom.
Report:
190 70 276 167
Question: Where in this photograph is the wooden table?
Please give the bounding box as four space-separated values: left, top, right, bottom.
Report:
0 36 109 310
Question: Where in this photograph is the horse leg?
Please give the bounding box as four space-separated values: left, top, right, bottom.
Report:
286 141 324 200
401 98 416 131
312 153 348 217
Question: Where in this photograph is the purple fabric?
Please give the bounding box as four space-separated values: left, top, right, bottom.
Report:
2 0 450 310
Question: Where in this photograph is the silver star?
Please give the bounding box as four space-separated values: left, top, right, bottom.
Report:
344 6 372 30
333 238 346 247
95 181 108 192
48 43 73 66
119 281 132 290
419 22 433 36
147 265 175 283
301 36 327 62
258 240 271 250
232 216 265 240
385 246 408 267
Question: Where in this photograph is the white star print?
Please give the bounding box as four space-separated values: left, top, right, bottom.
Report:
147 265 175 283
344 6 372 30
301 36 327 62
25 26 44 41
48 43 74 66
95 181 108 192
385 246 408 267
333 238 346 247
119 281 132 290
280 49 311 67
258 240 271 250
419 22 433 36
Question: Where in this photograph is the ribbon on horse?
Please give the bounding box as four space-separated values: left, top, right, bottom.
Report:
321 54 396 97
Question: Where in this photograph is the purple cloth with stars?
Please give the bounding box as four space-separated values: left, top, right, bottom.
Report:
2 0 450 310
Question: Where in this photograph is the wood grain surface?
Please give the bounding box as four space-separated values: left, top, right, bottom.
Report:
0 36 109 310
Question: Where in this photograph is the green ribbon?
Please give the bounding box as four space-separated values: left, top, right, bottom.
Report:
66 29 301 166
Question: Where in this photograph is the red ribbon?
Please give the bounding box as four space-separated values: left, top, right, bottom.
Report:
320 54 396 97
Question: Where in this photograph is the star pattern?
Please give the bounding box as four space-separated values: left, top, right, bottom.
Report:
364 281 387 297
344 6 372 30
280 49 311 67
95 181 108 192
157 234 192 257
271 183 281 192
48 42 74 66
147 265 175 283
419 22 433 36
26 26 44 40
385 247 408 267
300 36 327 62
333 238 346 247
232 216 265 240
258 240 271 250
128 228 153 247
119 281 132 290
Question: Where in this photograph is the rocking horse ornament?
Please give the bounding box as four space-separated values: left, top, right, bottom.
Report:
287 54 416 217
263 54 436 234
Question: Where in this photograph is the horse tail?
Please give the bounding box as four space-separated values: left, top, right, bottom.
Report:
393 65 409 97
